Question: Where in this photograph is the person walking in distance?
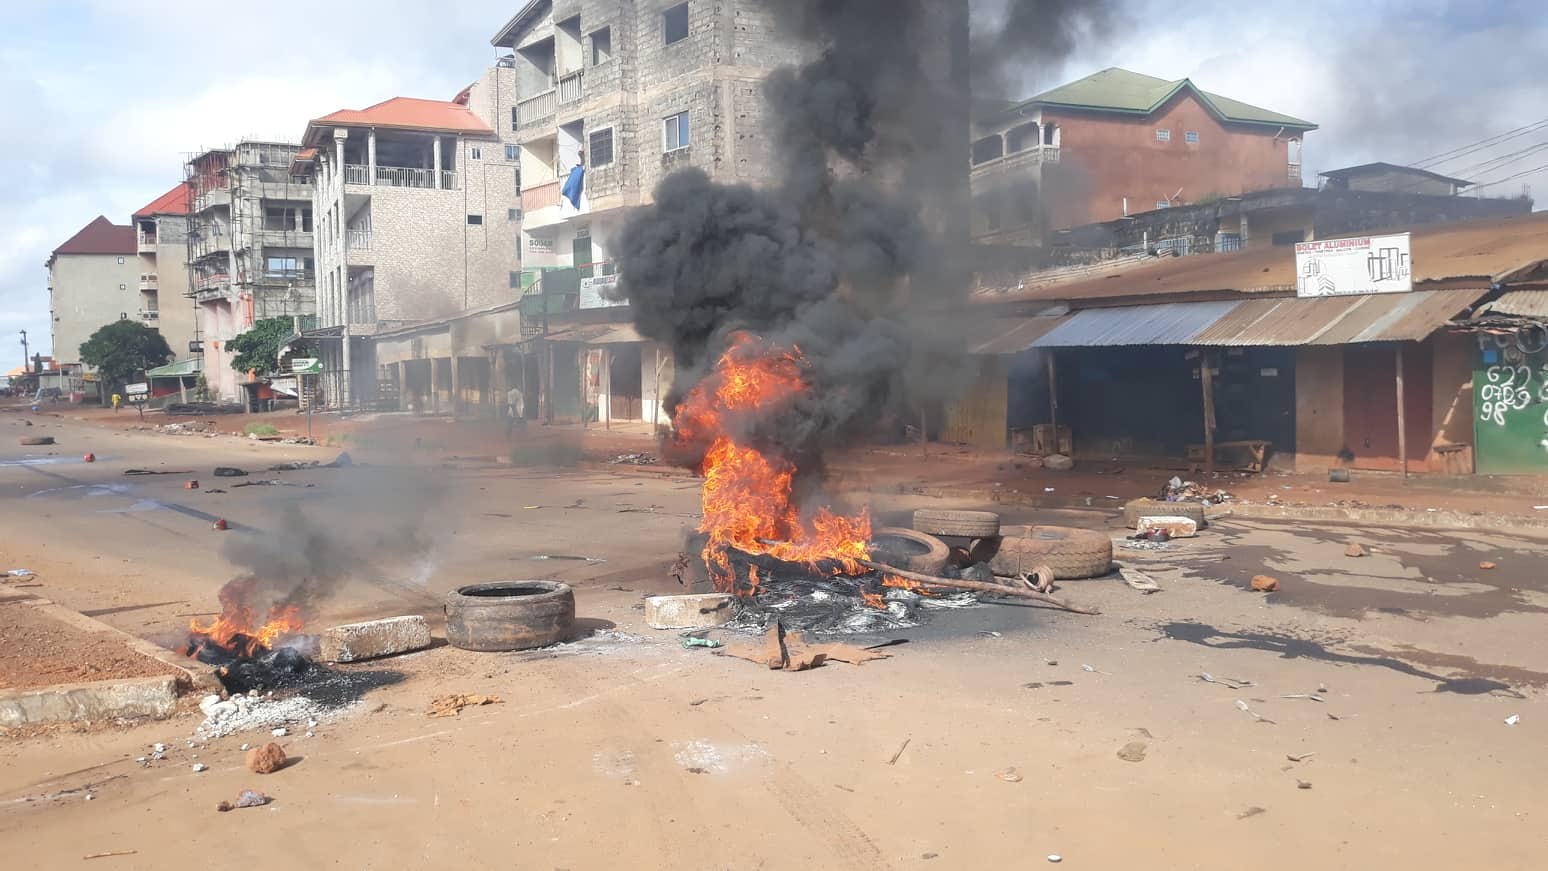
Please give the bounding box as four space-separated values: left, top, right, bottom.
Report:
506 383 526 439
111 392 122 412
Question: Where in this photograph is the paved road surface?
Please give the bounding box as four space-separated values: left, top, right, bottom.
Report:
2 411 1545 869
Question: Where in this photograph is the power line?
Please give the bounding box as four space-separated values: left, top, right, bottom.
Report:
1468 160 1548 191
1414 117 1548 168
1462 139 1548 180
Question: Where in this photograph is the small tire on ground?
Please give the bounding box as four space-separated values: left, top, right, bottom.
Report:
444 581 576 652
869 527 951 576
1122 498 1207 529
912 508 1000 538
984 525 1113 579
18 436 54 446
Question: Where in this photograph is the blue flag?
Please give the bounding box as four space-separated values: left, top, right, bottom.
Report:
562 165 585 208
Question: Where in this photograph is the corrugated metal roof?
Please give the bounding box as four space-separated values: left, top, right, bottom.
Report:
1192 296 1355 346
1312 289 1485 344
981 212 1548 306
971 315 1069 354
1484 290 1548 318
1031 300 1239 348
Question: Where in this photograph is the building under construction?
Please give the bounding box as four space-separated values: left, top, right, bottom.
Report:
184 140 316 402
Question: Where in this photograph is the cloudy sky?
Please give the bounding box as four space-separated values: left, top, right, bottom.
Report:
4 0 1544 356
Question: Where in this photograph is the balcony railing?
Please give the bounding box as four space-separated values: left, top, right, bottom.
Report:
139 310 160 323
137 234 157 252
558 71 583 105
971 145 1061 178
342 164 458 190
139 273 158 290
521 179 562 214
346 229 371 251
1288 163 1302 181
344 164 370 185
518 90 557 128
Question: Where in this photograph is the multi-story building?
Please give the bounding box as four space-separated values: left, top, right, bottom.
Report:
131 184 199 365
970 67 1317 246
298 81 519 407
185 141 316 401
46 216 139 374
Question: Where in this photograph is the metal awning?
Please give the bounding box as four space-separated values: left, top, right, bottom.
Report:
978 289 1489 352
1032 300 1240 348
971 315 1069 354
1478 290 1548 318
544 324 642 344
146 358 202 378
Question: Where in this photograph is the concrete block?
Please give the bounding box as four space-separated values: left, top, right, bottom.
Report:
319 615 432 663
1135 515 1199 538
645 594 736 630
0 676 179 728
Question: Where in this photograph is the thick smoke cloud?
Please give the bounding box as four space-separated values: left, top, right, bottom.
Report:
616 0 1110 469
218 465 444 618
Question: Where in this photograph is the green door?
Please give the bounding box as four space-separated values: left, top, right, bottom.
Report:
572 236 593 280
1473 336 1548 474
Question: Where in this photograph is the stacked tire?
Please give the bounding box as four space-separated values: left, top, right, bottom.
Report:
1122 498 1207 529
910 509 1113 580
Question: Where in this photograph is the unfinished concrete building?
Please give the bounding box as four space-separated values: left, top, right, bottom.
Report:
185 142 316 402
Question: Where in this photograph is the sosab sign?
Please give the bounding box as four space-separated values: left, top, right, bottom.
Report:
1294 232 1412 297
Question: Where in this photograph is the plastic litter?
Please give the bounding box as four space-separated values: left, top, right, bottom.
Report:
1505 714 1521 726
682 637 724 649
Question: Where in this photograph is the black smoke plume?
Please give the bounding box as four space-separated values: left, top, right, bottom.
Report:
616 0 1110 470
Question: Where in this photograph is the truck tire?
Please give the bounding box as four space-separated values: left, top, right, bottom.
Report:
1122 498 1207 529
912 508 1000 538
18 436 54 446
444 581 576 652
986 525 1113 579
869 527 950 575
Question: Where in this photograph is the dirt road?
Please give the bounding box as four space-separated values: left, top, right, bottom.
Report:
1 412 1544 868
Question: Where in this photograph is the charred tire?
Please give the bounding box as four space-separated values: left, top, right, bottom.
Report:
444 581 576 652
912 508 1001 539
987 525 1113 579
869 527 950 576
18 436 54 446
1122 498 1207 529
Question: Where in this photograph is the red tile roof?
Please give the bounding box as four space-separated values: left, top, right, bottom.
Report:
306 96 493 144
52 216 136 258
133 183 191 219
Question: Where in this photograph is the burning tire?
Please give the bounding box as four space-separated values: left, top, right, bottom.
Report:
18 436 54 446
985 526 1113 579
1122 498 1207 529
444 581 576 652
869 527 950 575
911 508 1000 539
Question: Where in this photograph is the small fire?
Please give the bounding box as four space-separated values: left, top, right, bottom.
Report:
674 332 882 599
184 576 305 659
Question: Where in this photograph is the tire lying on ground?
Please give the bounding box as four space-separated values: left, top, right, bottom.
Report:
18 436 54 446
868 527 951 576
912 508 1001 539
444 581 576 652
984 525 1114 579
1122 498 1207 529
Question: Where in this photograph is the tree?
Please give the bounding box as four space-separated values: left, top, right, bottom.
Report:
79 320 172 389
228 317 310 378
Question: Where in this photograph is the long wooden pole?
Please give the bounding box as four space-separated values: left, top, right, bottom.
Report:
858 559 1100 615
1047 351 1059 430
1395 344 1408 479
1200 351 1216 476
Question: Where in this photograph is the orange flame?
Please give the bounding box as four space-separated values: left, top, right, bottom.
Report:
676 332 880 600
185 576 306 658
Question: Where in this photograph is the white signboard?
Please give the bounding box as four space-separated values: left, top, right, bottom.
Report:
1295 233 1412 297
579 274 626 310
291 357 322 374
125 382 149 396
526 236 555 255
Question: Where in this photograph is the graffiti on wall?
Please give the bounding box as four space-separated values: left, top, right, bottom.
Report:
1473 331 1548 473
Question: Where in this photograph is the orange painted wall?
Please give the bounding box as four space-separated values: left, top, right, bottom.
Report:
1045 91 1297 227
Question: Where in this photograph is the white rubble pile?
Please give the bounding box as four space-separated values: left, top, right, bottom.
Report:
194 691 355 740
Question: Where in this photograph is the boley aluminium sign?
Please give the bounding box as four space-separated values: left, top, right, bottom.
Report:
1294 232 1412 297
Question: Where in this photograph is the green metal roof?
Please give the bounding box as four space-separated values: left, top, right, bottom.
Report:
146 358 202 378
989 68 1316 131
